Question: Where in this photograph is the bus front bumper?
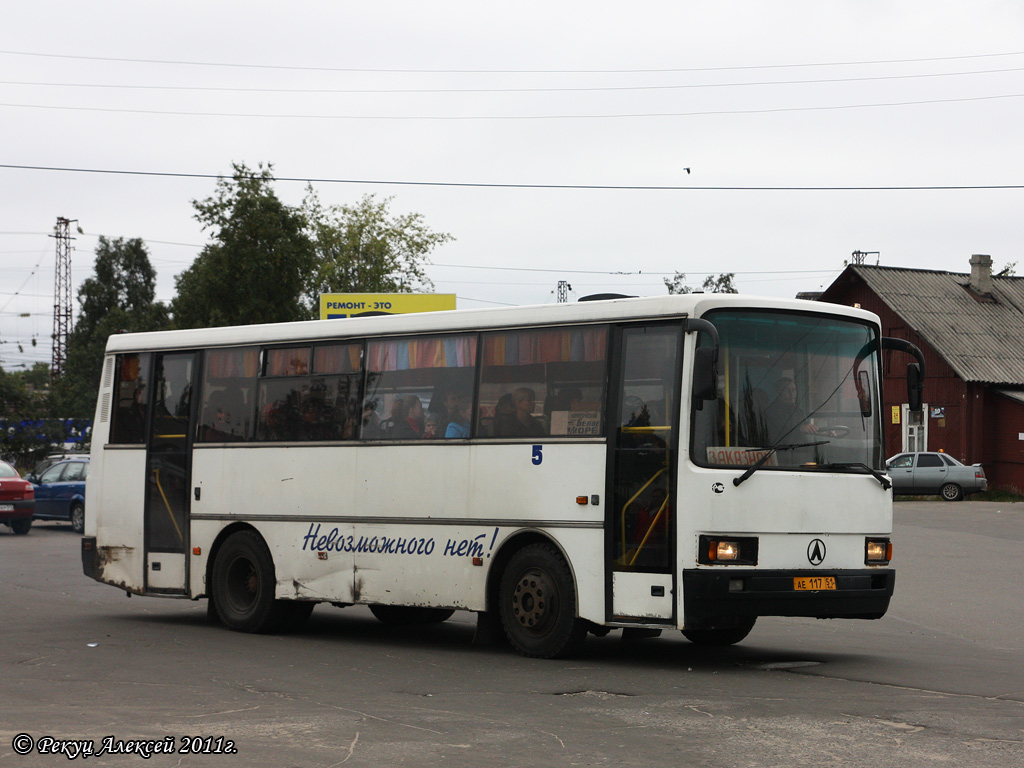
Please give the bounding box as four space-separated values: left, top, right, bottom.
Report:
682 568 895 627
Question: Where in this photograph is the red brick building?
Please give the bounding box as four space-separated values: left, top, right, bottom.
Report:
819 255 1024 492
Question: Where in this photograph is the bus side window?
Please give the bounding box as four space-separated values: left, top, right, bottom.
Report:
478 326 608 439
110 353 150 444
199 347 258 442
363 335 478 441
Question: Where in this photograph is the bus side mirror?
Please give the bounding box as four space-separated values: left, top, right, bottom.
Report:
692 347 718 402
855 370 872 417
907 363 923 412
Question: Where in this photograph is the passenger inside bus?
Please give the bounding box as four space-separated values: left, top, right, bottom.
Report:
423 411 441 439
444 393 472 438
382 395 426 439
493 387 546 438
361 399 381 438
489 393 517 436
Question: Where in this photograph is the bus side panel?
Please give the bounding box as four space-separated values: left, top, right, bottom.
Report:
350 443 606 619
189 443 607 622
190 447 359 602
88 447 148 592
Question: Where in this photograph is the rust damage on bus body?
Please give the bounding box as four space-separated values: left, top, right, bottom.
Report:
82 537 143 594
282 574 363 604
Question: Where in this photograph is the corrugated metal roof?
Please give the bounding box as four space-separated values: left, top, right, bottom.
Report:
822 265 1024 385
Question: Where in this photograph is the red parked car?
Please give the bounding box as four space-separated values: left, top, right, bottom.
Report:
0 460 35 535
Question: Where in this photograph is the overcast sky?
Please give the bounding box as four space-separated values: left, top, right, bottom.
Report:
3 1 1023 370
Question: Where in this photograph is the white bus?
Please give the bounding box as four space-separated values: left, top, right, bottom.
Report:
82 294 923 658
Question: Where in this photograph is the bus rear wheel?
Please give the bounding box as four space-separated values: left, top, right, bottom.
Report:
212 531 288 634
682 618 756 647
499 543 586 659
369 605 455 624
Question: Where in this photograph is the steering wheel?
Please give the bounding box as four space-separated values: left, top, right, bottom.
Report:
821 425 850 438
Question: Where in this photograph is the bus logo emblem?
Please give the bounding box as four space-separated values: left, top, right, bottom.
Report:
712 483 725 494
807 539 826 566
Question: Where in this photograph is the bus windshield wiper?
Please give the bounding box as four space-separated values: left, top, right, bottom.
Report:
815 462 892 490
732 441 830 487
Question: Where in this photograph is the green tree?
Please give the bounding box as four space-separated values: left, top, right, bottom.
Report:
172 163 315 328
1 364 67 470
302 190 451 312
664 271 738 294
0 364 33 417
50 236 169 417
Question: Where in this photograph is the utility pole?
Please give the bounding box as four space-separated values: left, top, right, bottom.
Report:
556 280 571 303
50 217 76 381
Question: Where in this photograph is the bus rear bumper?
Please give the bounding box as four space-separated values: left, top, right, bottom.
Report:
682 568 895 627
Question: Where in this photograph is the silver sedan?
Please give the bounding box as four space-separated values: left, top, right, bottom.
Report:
886 452 987 501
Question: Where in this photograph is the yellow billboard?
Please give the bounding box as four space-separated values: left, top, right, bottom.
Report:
320 293 456 320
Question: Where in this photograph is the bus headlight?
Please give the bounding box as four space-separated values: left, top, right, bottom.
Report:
698 535 759 565
865 538 892 565
715 541 740 560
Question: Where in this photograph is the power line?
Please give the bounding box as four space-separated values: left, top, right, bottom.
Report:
1 163 1022 191
432 263 837 275
2 92 1023 120
3 48 1023 74
5 65 1023 95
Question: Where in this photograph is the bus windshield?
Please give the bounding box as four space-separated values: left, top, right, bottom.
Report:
692 309 883 471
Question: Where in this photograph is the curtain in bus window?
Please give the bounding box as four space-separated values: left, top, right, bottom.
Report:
483 327 607 366
205 347 259 378
314 344 361 375
367 336 477 372
199 347 258 442
265 347 311 377
363 334 478 440
478 326 608 439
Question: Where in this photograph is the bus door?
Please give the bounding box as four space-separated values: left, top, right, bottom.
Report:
607 324 682 622
144 352 197 594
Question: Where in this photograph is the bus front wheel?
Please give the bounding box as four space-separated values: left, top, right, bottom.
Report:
499 543 586 659
212 531 288 634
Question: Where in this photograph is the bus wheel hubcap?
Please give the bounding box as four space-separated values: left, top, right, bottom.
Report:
513 569 550 629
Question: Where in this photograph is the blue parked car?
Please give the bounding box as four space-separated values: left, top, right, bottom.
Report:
29 457 89 533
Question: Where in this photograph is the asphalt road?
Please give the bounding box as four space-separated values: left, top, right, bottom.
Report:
1 500 1022 767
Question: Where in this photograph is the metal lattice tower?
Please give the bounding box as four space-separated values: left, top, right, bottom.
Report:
556 280 571 303
50 217 76 381
851 250 879 266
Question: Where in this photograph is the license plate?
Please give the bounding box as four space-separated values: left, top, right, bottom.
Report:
794 576 836 591
0 504 13 511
